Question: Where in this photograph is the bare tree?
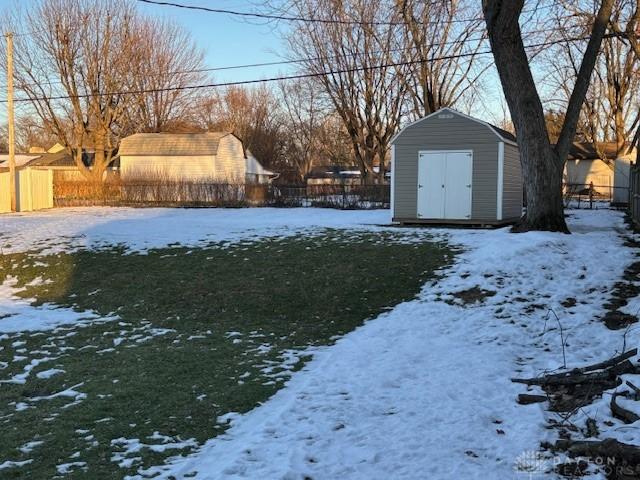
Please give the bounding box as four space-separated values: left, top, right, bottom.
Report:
278 79 327 181
546 1 640 161
121 17 207 135
198 85 284 169
285 0 403 183
611 0 640 55
315 113 354 168
0 115 59 152
2 0 204 181
396 0 488 119
608 0 640 153
1 0 137 180
483 0 615 232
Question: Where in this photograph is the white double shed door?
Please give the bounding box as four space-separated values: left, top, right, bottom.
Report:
417 150 473 220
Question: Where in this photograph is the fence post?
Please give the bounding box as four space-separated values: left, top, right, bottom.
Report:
342 183 346 209
632 167 636 223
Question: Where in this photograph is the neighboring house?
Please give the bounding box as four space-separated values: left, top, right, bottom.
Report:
306 165 390 185
391 107 523 225
0 154 42 168
118 132 275 184
562 142 637 204
47 143 66 154
27 149 118 181
306 165 362 185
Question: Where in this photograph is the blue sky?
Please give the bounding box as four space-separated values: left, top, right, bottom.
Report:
0 0 291 122
1 0 513 125
133 0 291 83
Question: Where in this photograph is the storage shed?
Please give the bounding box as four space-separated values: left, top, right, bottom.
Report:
390 108 523 225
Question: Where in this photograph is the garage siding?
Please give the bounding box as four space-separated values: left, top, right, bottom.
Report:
120 155 217 180
393 113 499 220
502 143 523 220
215 136 246 182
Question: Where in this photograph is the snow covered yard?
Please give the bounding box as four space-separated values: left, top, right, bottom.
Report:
0 207 450 479
0 207 393 254
139 208 640 480
0 206 638 479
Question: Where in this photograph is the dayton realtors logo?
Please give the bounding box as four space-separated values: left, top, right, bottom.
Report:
513 450 550 477
514 449 640 478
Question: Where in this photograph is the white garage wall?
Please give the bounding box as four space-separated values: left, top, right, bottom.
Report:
564 159 613 193
120 155 218 181
215 136 246 182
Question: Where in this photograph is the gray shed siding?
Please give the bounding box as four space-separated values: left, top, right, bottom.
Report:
393 112 499 221
502 143 523 220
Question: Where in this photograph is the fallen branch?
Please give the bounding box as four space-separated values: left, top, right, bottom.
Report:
511 349 638 386
517 394 547 405
512 370 615 386
611 391 640 424
626 380 640 400
581 349 638 373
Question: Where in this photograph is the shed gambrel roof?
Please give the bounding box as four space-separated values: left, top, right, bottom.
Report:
119 132 240 157
391 107 517 145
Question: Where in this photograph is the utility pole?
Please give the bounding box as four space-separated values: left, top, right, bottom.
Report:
5 32 16 212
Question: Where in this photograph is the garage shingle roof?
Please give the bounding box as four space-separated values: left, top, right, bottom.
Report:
119 132 232 156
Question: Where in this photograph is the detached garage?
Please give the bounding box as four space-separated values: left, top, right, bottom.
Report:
390 108 523 225
119 132 275 184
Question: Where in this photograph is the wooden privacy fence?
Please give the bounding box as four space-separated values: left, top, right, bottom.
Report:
0 168 54 213
53 180 391 210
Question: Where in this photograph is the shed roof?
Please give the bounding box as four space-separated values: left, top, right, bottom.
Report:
491 124 517 143
391 107 517 146
119 132 237 156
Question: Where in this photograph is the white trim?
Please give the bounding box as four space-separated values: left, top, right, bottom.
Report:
390 107 518 147
390 144 396 221
417 149 474 156
497 141 504 221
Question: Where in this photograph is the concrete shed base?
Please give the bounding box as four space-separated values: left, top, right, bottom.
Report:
392 217 521 228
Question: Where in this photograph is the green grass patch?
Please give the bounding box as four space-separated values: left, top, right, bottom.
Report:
0 230 451 479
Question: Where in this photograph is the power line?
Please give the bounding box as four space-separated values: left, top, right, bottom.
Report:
2 33 492 90
12 28 48 38
0 24 586 91
0 35 598 104
135 0 554 26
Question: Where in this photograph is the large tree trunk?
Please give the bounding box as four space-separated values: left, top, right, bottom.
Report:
483 0 615 233
517 145 566 232
485 7 568 232
92 131 108 183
